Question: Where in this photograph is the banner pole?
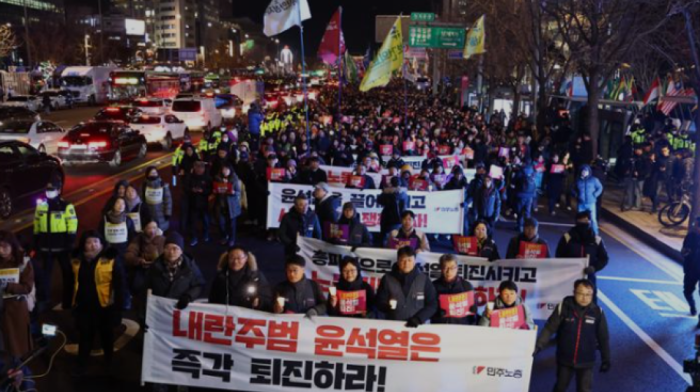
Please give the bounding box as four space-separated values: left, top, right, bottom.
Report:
297 1 311 149
337 6 343 122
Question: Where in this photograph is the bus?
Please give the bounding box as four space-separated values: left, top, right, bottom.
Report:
108 70 181 102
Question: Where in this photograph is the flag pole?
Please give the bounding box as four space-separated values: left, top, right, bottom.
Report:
337 6 343 122
403 57 408 129
297 0 311 149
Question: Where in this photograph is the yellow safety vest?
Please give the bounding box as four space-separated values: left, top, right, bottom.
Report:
33 202 78 235
71 256 116 308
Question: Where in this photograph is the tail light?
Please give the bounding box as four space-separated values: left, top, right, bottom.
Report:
57 141 70 148
89 141 108 149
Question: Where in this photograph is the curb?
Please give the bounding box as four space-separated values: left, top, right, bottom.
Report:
601 206 683 263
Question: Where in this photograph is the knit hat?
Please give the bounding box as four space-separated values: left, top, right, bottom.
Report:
165 232 185 250
314 182 330 193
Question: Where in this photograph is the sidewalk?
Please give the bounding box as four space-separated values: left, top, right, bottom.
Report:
600 183 687 262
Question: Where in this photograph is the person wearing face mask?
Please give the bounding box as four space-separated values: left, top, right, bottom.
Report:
556 211 609 302
208 246 272 310
0 231 34 359
431 254 477 325
327 256 376 318
141 167 172 231
99 197 136 257
478 280 534 329
273 255 327 316
33 179 78 311
571 164 603 235
68 230 124 377
505 218 550 259
124 219 164 320
471 221 500 261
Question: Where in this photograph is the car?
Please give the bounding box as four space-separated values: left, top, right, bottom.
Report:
57 122 147 167
214 94 244 120
0 107 41 122
132 98 170 115
129 113 188 150
92 106 143 124
175 93 195 100
3 95 41 111
170 97 222 131
38 90 73 109
0 120 65 154
0 140 63 219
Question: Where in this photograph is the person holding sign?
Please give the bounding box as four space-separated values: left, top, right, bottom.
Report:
387 211 430 253
0 231 34 358
534 279 611 392
328 256 376 318
208 246 273 311
377 177 409 245
375 246 438 327
273 255 327 317
478 281 534 330
346 164 376 190
212 164 241 247
99 197 136 257
141 166 172 232
431 254 477 325
505 218 550 259
472 221 500 261
313 182 341 241
124 219 164 321
278 194 322 257
336 202 373 247
546 153 567 216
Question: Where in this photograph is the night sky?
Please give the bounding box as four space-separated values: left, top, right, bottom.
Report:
234 0 433 56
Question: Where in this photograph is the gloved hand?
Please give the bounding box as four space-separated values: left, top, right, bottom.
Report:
405 317 421 328
583 266 596 275
305 308 318 318
600 361 611 373
176 294 191 310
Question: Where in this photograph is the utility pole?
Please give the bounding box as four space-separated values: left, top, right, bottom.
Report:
23 0 31 68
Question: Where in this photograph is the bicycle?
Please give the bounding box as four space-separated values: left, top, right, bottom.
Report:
658 189 693 227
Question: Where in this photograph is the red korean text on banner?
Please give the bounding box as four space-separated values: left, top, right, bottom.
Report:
439 291 475 318
550 164 566 174
380 145 393 156
518 242 547 259
409 177 429 191
337 290 367 315
438 145 451 155
462 147 475 160
387 237 418 250
213 182 233 195
490 305 527 329
403 141 415 152
488 165 504 180
266 167 286 182
453 236 478 256
323 222 350 243
347 175 366 188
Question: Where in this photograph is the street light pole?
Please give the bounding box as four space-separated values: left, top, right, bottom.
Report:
23 0 31 68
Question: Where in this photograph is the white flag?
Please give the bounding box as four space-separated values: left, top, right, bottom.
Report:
264 0 311 37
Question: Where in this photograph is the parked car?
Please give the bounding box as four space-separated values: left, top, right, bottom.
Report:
129 113 188 150
92 106 143 124
0 140 63 218
57 122 147 167
0 120 65 154
132 98 170 115
38 90 73 109
3 95 41 111
171 97 222 131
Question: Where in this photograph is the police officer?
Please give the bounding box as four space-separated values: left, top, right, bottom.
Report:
375 246 438 327
534 279 611 392
682 217 700 322
33 179 78 310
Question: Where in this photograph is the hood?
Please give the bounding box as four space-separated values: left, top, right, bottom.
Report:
579 164 592 177
217 250 258 272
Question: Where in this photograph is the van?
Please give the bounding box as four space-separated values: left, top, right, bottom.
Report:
170 97 222 131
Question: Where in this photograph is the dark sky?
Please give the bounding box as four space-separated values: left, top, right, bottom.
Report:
234 0 433 56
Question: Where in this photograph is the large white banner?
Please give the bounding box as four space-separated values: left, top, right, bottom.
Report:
321 163 475 188
142 294 536 392
266 183 464 234
298 237 587 320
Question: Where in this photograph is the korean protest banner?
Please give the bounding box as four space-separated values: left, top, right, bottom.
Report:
142 294 536 392
266 183 464 234
490 305 527 329
297 237 588 319
320 165 383 189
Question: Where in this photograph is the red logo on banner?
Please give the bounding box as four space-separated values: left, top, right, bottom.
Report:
453 236 478 256
439 292 474 318
518 242 547 259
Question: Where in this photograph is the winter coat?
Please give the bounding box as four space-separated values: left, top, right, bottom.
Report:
572 166 603 206
278 208 322 254
682 231 700 275
328 258 376 318
377 189 409 231
515 165 537 198
478 295 535 330
473 185 501 220
315 195 341 233
375 263 438 323
0 255 34 357
431 277 477 325
124 233 165 269
141 178 173 231
505 234 551 259
477 238 500 261
555 224 609 273
337 215 372 247
208 252 273 311
213 172 242 220
145 253 204 303
247 108 264 135
187 172 213 211
274 277 327 315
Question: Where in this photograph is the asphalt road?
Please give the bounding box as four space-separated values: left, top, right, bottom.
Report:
6 108 695 392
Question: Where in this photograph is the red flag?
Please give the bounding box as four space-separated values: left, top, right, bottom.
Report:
643 77 660 106
318 8 346 64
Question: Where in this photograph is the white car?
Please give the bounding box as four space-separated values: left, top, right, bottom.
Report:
129 113 188 150
0 119 65 154
3 95 41 112
171 97 222 131
132 98 171 115
39 90 72 109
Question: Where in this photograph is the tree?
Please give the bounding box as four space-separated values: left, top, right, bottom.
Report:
0 25 17 59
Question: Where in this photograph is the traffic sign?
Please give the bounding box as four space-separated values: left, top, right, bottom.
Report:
411 12 435 22
408 26 465 49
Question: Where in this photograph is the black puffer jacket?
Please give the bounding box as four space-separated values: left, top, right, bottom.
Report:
145 253 204 303
208 252 273 311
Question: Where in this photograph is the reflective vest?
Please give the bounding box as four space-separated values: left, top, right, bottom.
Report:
33 202 78 235
71 256 116 308
631 129 646 145
207 130 222 151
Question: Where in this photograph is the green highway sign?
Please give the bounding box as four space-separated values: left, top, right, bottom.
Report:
408 26 465 49
411 12 435 22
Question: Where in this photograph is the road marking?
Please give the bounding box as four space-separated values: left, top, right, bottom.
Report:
598 290 691 384
598 276 683 285
659 313 696 319
600 223 684 282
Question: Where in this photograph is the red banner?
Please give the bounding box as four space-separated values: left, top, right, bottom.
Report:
337 289 367 315
439 291 474 318
441 156 460 170
550 164 566 174
387 237 418 250
213 181 233 194
317 9 346 64
518 242 547 259
490 305 527 329
462 147 474 160
380 145 393 156
347 175 366 188
403 141 415 152
453 236 478 256
266 167 286 182
438 145 451 155
409 177 429 191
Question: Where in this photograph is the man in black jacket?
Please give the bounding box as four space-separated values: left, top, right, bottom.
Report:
187 161 212 247
431 254 477 325
682 217 700 322
273 255 327 316
506 218 551 259
313 182 340 240
300 157 327 186
375 246 438 327
278 194 322 256
534 279 611 392
208 246 273 311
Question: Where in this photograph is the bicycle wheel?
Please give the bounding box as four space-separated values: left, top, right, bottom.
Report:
666 202 690 226
658 204 675 227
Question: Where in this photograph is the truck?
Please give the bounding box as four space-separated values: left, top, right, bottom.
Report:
228 78 263 113
59 66 118 105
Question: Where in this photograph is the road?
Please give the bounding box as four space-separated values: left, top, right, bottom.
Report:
7 108 694 392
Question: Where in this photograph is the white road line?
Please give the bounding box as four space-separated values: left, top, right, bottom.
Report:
659 313 696 319
598 290 691 385
597 276 683 285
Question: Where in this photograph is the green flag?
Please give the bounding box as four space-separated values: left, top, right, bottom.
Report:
360 17 403 92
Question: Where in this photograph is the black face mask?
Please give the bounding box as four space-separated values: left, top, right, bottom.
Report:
576 222 592 231
148 175 158 181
